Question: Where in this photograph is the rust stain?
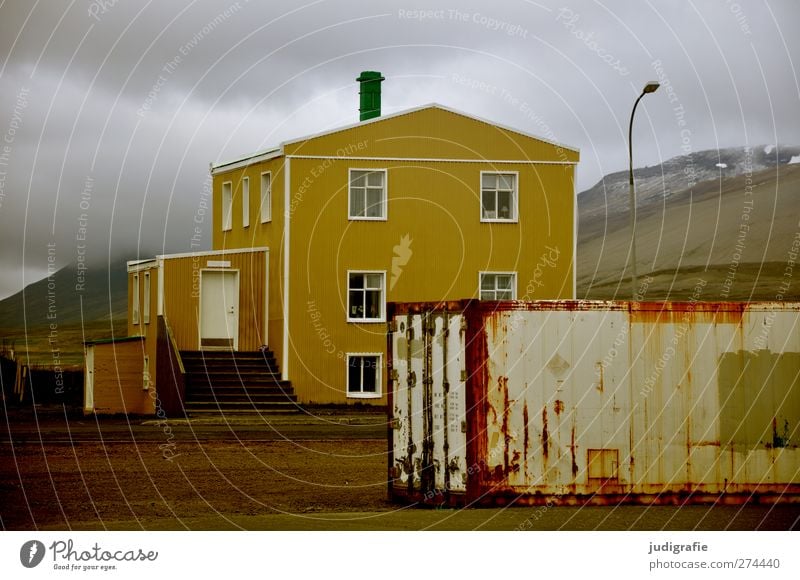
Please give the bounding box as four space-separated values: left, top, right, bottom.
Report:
570 422 578 479
523 401 529 477
541 406 549 461
500 376 510 475
554 399 564 415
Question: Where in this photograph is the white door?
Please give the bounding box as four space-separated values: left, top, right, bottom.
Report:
200 270 239 349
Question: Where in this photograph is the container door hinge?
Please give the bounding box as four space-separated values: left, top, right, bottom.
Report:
387 320 397 333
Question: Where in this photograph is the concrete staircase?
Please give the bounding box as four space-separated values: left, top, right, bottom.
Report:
181 349 299 414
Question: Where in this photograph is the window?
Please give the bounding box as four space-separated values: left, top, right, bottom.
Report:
143 355 150 391
480 172 518 222
347 271 385 322
132 273 140 325
242 177 250 228
347 354 382 398
143 271 151 324
480 272 517 300
222 181 232 231
260 172 271 223
349 169 387 219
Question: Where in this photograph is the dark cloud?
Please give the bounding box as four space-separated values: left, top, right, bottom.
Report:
0 0 797 298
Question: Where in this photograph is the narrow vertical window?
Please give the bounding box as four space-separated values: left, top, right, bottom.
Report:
222 181 232 231
132 273 140 325
260 172 271 223
242 177 250 228
143 271 151 324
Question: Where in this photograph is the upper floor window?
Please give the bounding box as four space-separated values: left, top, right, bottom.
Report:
480 172 518 222
347 271 385 322
480 272 517 300
260 172 272 223
143 271 151 324
132 273 140 325
349 169 387 220
222 181 233 231
242 177 250 228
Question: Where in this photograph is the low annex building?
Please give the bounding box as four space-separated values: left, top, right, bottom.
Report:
84 72 580 414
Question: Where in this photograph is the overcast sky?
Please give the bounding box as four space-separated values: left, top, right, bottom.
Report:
0 0 797 299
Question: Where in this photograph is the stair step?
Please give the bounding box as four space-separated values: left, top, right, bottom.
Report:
179 350 299 414
184 401 300 411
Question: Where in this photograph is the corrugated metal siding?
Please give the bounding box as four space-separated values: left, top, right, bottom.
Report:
389 300 800 505
283 106 579 162
161 250 268 352
287 158 574 404
89 338 154 414
390 309 468 499
213 157 284 368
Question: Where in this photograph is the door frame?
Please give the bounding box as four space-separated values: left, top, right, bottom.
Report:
198 268 240 351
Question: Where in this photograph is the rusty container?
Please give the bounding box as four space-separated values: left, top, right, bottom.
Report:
387 300 800 506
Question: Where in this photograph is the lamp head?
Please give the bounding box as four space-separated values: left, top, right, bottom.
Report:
643 81 660 94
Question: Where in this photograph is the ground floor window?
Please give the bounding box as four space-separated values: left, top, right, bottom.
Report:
479 271 517 300
346 353 382 398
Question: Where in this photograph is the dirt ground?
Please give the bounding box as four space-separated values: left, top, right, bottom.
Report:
1 410 799 531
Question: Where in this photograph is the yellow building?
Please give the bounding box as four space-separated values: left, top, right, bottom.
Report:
85 73 579 414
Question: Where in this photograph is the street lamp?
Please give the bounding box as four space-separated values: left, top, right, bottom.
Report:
628 81 659 300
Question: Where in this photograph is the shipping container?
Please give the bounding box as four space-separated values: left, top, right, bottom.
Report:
387 300 800 506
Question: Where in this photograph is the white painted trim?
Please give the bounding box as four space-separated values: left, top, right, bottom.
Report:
289 155 576 165
346 270 387 323
347 168 388 221
198 268 240 351
282 158 291 381
345 352 383 399
155 247 269 261
221 180 233 231
282 103 581 153
260 170 272 224
211 147 283 175
478 271 518 300
126 261 157 273
264 250 269 346
209 104 579 174
572 165 578 299
479 170 520 223
157 258 164 316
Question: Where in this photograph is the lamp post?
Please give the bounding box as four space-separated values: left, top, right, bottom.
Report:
628 81 660 300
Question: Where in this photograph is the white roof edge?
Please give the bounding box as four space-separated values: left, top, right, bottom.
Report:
126 258 157 272
155 246 270 261
282 103 580 154
211 147 283 174
210 103 579 172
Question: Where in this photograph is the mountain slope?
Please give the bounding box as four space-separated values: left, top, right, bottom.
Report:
578 145 800 244
578 155 800 300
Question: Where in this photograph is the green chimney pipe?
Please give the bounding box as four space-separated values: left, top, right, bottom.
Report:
356 71 385 121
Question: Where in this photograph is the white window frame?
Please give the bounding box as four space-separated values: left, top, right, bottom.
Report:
241 176 250 228
348 168 387 221
346 270 386 323
143 271 151 324
260 171 272 223
222 181 233 231
479 271 518 300
345 352 383 399
480 171 519 223
132 273 140 325
143 355 150 391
